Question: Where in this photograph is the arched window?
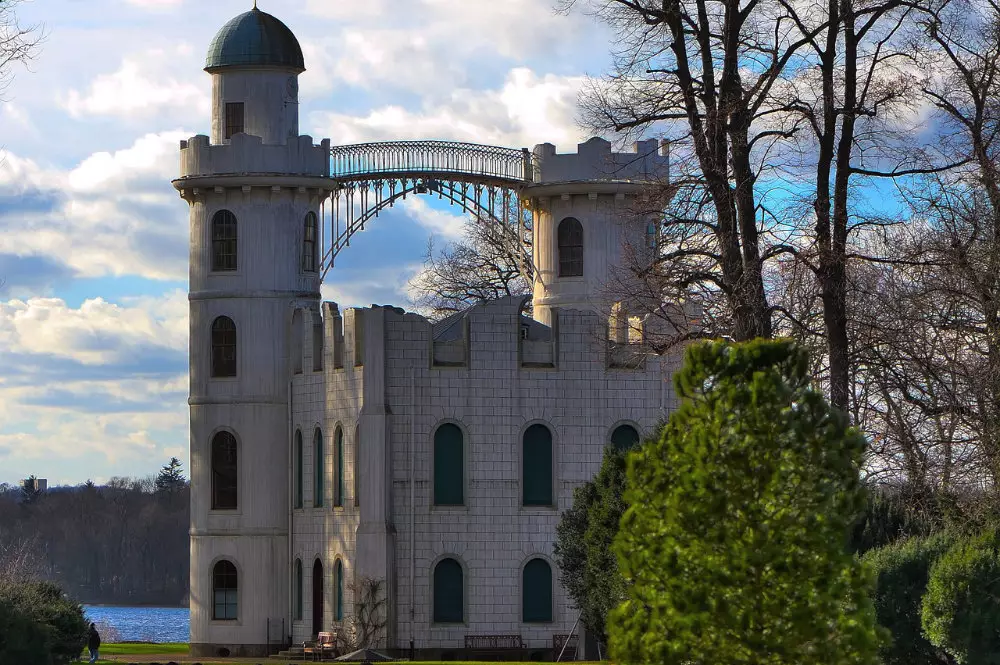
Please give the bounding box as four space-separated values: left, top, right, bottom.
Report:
334 427 344 507
211 210 237 272
434 423 464 506
303 212 318 272
212 560 238 620
211 431 238 510
557 217 583 277
611 424 640 451
522 558 553 623
314 428 324 508
295 558 303 621
211 316 237 378
433 558 463 623
294 429 303 509
334 559 344 621
354 425 360 507
312 559 324 636
522 424 553 506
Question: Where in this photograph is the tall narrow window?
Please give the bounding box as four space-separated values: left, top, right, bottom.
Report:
313 322 324 372
213 560 238 620
303 212 318 272
432 558 463 623
211 431 238 510
334 428 344 507
522 558 553 622
294 430 303 509
211 316 237 378
225 102 245 139
295 558 303 620
354 425 360 507
314 428 324 508
211 210 237 272
611 424 640 451
557 217 583 277
433 423 464 506
522 424 553 506
334 559 344 621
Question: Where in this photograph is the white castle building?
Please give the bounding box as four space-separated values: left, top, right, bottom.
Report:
173 6 676 660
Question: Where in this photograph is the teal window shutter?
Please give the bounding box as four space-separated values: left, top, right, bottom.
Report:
334 428 344 507
522 424 553 506
433 558 463 623
295 559 303 620
335 559 343 621
314 428 324 507
294 430 303 509
434 424 464 505
611 424 640 451
522 558 553 622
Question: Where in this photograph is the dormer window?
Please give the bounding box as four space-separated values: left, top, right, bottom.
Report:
225 102 245 139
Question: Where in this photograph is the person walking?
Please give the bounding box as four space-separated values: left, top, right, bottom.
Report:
87 622 101 663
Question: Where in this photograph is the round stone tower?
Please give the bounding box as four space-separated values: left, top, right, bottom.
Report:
172 7 333 658
526 137 669 328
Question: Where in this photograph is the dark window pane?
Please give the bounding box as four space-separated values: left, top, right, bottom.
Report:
211 432 238 510
434 424 464 505
295 430 303 508
212 560 238 620
523 424 553 506
335 560 344 621
611 424 640 451
314 428 324 507
295 559 303 620
225 102 244 139
211 316 237 377
354 426 360 507
558 217 583 277
303 212 317 272
211 210 238 272
433 558 463 623
334 429 344 507
522 559 553 622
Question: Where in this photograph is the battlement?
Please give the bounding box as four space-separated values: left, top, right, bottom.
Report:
178 133 331 178
531 137 669 184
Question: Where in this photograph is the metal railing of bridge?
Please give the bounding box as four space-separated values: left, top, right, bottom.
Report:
329 140 532 183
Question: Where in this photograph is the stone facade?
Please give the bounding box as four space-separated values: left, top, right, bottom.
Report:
176 7 677 660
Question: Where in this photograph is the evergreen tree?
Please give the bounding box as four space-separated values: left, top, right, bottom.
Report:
20 475 42 504
610 339 880 665
554 444 628 643
155 458 186 494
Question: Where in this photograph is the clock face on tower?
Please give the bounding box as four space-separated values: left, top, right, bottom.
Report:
286 76 298 99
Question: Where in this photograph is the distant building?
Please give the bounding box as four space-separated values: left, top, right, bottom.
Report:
22 478 47 492
174 6 677 660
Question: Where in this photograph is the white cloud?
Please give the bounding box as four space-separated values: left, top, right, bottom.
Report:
312 67 587 147
401 198 468 241
62 45 208 121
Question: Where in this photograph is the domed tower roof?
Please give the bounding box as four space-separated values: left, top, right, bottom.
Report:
205 6 305 73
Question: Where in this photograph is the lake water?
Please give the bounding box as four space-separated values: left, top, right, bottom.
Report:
83 605 189 644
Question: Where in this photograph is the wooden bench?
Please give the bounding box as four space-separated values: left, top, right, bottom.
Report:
465 634 525 661
553 633 579 661
303 631 337 661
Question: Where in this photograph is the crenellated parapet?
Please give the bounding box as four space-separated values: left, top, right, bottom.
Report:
530 136 669 185
178 133 331 179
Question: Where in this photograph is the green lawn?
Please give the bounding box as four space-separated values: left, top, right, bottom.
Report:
81 641 188 657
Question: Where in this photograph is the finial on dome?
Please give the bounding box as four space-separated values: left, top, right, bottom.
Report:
253 0 258 8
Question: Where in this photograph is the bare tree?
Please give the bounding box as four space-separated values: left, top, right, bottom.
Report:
0 0 43 98
408 206 532 320
339 576 388 651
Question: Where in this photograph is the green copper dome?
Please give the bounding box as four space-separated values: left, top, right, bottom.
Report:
205 7 305 72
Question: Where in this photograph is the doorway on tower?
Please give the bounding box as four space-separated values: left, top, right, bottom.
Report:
312 559 324 636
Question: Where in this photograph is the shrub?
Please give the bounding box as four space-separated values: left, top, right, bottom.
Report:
609 339 881 665
922 529 1000 664
0 580 88 665
864 532 954 665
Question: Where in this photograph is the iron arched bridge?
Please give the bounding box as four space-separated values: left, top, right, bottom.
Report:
319 140 536 281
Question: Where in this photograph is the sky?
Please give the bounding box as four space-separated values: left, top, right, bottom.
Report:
0 0 613 486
